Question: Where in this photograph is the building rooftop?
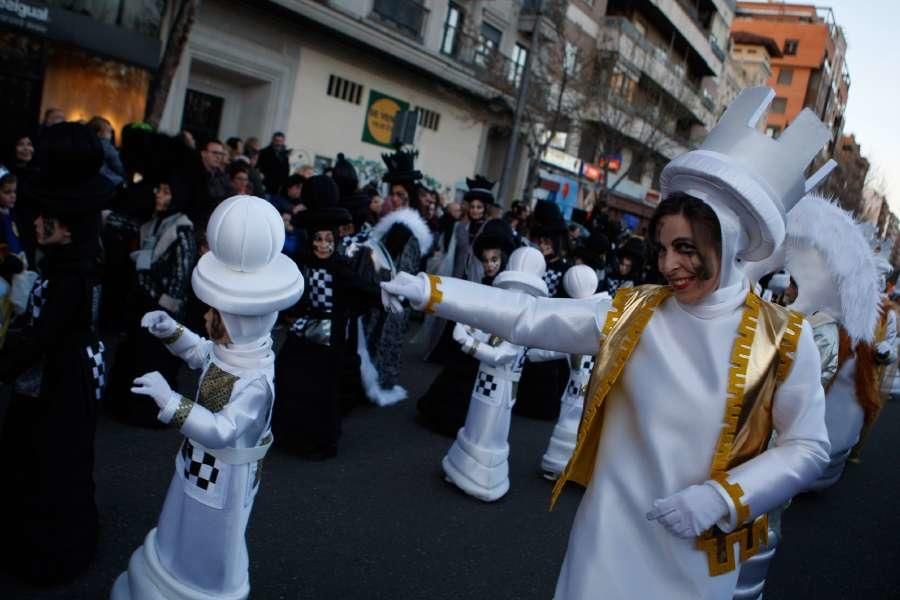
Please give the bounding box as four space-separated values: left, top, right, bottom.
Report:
730 30 783 57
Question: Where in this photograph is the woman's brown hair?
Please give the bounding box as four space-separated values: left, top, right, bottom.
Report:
208 308 229 343
648 192 722 281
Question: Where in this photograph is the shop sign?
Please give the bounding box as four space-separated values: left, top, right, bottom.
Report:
0 0 50 34
362 90 409 148
542 147 582 174
581 163 604 182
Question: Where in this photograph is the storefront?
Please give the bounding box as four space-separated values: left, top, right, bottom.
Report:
0 0 161 138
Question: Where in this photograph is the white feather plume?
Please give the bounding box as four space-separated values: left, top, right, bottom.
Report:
786 192 880 344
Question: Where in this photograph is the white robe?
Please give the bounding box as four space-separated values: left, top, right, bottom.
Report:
428 277 829 600
112 331 275 600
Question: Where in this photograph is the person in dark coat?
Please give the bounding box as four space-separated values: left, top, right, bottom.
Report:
0 122 112 584
274 176 380 458
257 132 290 199
417 218 516 436
106 151 197 427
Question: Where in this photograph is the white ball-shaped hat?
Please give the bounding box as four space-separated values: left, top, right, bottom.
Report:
192 195 304 315
562 265 599 299
493 246 549 297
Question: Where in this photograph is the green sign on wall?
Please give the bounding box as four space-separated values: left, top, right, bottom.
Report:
362 89 409 148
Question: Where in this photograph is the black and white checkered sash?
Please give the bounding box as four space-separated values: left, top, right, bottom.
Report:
84 340 106 401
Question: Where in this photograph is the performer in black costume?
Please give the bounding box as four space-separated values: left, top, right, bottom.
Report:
274 175 380 458
0 123 111 583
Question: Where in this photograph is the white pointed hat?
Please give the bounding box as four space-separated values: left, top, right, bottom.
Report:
660 87 836 262
493 246 549 297
192 195 304 315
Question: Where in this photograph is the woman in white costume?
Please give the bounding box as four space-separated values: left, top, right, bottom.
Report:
382 88 834 600
442 246 548 501
537 265 606 480
111 195 303 600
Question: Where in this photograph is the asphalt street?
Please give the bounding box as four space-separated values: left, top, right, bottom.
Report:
1 331 898 599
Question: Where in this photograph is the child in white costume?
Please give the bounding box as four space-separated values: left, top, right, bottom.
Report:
383 88 834 600
442 246 549 501
538 265 606 480
111 196 303 600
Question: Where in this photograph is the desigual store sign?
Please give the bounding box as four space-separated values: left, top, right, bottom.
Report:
0 0 49 34
362 90 409 148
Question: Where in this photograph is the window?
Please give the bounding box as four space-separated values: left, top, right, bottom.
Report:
777 67 793 86
415 106 441 131
372 0 429 39
509 43 528 85
441 3 464 56
476 22 502 67
771 97 787 113
627 156 645 183
326 75 363 104
564 42 578 75
783 39 799 55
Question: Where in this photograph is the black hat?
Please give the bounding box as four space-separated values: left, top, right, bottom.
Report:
332 152 359 199
32 121 116 217
532 200 568 237
572 232 610 269
463 174 496 205
294 174 351 230
473 218 516 257
381 148 422 184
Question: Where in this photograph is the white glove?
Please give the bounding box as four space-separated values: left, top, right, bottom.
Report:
452 322 476 353
141 310 178 338
380 272 429 314
646 483 729 539
131 371 179 410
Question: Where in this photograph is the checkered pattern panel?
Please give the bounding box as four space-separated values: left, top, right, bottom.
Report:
341 229 371 250
568 379 582 397
289 317 309 335
582 356 595 372
30 278 48 320
85 341 106 401
475 372 498 398
181 439 221 492
544 269 563 297
309 268 334 311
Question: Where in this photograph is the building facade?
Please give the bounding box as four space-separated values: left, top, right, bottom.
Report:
718 29 780 115
0 0 163 137
731 2 849 146
158 0 540 195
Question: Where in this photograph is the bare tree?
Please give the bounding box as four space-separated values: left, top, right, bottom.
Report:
144 0 201 128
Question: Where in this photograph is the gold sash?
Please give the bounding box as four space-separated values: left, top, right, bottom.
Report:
549 285 804 576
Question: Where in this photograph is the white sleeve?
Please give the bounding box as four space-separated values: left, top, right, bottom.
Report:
164 326 214 371
470 340 521 366
167 378 271 449
526 348 567 362
713 320 830 529
425 275 610 356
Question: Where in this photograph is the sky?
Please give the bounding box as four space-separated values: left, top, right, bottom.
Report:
822 0 900 212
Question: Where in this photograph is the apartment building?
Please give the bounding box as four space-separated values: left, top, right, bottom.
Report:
158 0 537 194
565 0 734 228
731 2 848 145
718 30 780 115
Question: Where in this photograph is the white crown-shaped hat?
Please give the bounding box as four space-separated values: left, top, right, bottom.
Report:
192 195 304 315
493 246 549 297
661 86 836 261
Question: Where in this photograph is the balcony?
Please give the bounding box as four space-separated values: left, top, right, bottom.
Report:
598 17 715 127
370 0 429 41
